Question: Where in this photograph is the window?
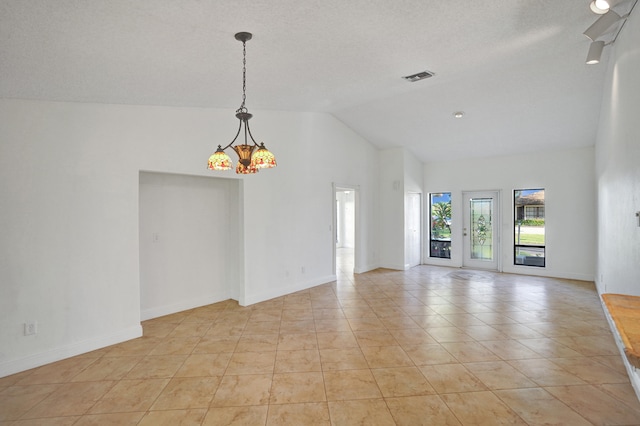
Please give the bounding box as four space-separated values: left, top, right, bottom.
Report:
524 206 544 219
429 192 451 259
514 189 545 267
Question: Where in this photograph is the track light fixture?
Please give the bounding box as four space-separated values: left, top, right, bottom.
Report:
583 10 622 41
586 40 605 64
583 0 638 65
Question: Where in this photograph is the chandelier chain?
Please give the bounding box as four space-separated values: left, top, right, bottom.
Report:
240 40 247 111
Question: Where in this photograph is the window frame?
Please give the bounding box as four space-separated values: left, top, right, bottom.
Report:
513 188 546 268
429 192 452 259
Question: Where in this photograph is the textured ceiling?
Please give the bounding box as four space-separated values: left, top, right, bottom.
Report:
0 0 630 163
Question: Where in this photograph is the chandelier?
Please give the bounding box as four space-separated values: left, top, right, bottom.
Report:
208 32 277 174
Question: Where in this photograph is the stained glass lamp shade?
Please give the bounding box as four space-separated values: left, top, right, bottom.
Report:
208 146 232 170
252 143 277 169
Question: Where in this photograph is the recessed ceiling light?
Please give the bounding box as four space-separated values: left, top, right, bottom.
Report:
402 70 435 82
590 0 610 14
453 111 465 118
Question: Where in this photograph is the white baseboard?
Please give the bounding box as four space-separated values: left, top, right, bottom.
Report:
141 291 231 321
354 263 378 274
423 258 459 268
242 275 337 306
377 263 406 271
0 325 142 378
503 266 594 282
628 364 640 402
600 297 640 402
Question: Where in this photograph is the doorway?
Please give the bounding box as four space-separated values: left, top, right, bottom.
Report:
462 190 500 271
333 184 358 277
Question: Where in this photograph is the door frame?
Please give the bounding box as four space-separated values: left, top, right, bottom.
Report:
462 190 502 271
332 183 359 276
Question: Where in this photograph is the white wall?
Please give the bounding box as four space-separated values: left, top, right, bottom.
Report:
378 148 406 270
595 7 640 296
404 149 423 194
423 147 596 281
594 10 640 398
0 99 379 376
139 172 241 320
377 147 425 270
237 112 379 304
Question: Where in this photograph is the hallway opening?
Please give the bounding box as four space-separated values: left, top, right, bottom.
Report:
334 185 357 279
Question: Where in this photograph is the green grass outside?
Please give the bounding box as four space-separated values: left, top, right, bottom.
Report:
431 228 451 240
516 233 545 245
432 228 544 245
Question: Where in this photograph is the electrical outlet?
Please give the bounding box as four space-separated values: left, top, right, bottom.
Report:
24 320 37 336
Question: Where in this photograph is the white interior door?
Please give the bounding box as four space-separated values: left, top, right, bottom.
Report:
406 193 422 267
462 191 500 270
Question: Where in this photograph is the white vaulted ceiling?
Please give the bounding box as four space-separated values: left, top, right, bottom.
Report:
0 0 624 163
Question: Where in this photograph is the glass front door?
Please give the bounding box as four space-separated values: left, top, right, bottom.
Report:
463 191 500 270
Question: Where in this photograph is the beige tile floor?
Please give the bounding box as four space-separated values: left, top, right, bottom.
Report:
2 254 640 425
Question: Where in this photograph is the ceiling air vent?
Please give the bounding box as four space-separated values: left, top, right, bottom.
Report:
402 70 435 82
